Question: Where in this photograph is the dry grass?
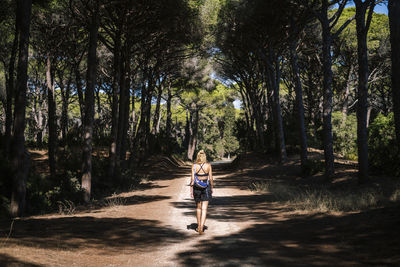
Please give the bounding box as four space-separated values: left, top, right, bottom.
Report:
250 180 400 212
102 193 128 209
57 200 76 215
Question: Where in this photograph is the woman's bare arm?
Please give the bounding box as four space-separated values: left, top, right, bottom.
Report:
209 163 213 190
190 164 195 186
190 164 195 198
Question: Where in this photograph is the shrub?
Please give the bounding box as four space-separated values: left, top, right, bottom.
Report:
332 111 358 160
26 170 84 215
368 113 400 177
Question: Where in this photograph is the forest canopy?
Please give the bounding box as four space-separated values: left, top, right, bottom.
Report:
0 0 399 218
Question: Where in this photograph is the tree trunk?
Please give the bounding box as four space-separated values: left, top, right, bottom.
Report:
46 56 57 178
81 6 99 202
341 63 354 125
134 79 152 161
165 80 172 137
320 1 335 178
389 0 400 146
10 0 32 217
74 65 84 120
366 106 372 128
290 38 308 171
131 88 137 137
152 85 163 135
187 108 199 161
107 29 121 180
60 74 71 141
267 50 287 162
355 0 374 182
144 83 153 154
5 23 19 158
36 87 43 146
119 43 132 165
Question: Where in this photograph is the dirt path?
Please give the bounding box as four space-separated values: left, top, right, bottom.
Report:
1 162 399 266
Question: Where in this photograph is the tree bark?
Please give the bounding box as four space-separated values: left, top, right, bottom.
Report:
35 85 44 146
320 1 335 178
81 5 99 202
165 80 172 137
60 74 71 141
341 63 354 125
10 0 32 217
119 42 132 165
355 0 375 182
152 84 163 135
108 28 121 180
290 38 308 170
389 0 400 146
131 88 137 137
46 56 57 178
267 50 287 162
187 108 199 161
4 23 19 158
74 65 85 120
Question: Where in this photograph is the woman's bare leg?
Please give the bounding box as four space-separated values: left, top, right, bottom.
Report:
200 201 209 232
196 201 201 230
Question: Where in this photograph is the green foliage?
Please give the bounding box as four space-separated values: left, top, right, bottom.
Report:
368 113 400 177
195 83 239 159
221 102 239 157
332 111 358 160
26 170 84 215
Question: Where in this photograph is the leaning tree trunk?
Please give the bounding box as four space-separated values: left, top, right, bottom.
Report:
389 0 400 146
320 1 335 178
46 56 57 178
290 38 308 171
355 0 375 182
10 0 32 217
81 6 99 202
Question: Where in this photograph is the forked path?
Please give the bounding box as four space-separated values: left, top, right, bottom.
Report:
1 163 399 266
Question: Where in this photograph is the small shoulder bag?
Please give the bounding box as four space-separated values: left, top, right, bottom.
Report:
194 164 209 189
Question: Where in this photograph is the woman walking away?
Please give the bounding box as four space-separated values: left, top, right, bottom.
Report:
190 150 214 235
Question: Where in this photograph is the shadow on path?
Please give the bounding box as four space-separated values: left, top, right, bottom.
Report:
0 216 188 253
176 205 400 266
172 194 280 222
0 253 42 267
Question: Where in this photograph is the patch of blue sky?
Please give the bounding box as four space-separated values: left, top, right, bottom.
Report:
334 2 388 15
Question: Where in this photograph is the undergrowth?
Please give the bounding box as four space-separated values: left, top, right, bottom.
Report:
250 179 400 212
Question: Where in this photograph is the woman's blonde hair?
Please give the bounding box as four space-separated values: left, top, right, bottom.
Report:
195 150 207 164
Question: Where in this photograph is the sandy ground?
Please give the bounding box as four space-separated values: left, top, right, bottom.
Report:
1 160 399 266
